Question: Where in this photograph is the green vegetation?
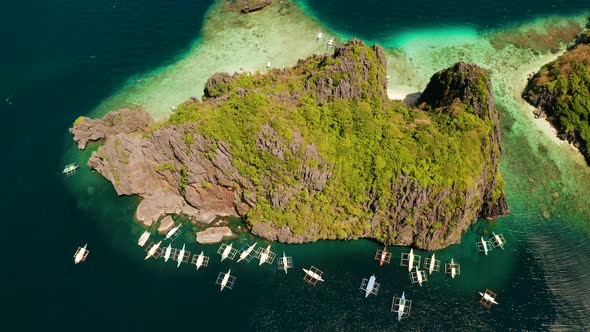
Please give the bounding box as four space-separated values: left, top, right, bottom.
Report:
164 41 501 241
524 38 590 161
73 116 86 126
155 162 177 173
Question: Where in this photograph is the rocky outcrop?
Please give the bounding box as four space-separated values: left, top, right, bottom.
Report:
71 40 507 250
157 215 175 234
70 108 152 149
238 0 272 14
196 226 233 244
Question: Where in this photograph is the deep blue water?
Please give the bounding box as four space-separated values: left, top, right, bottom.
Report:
2 0 590 331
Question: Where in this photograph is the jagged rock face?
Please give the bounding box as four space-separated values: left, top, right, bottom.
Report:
419 62 508 219
72 40 508 250
304 39 388 104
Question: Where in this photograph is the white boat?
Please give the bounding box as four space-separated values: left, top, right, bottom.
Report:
145 241 162 260
62 163 79 175
314 32 323 40
407 249 415 272
74 244 88 264
221 243 234 261
266 61 271 68
303 268 324 282
479 291 498 305
195 251 206 270
164 244 172 262
216 269 236 291
492 232 505 249
365 275 376 298
481 237 489 255
138 231 150 247
165 225 180 240
428 253 436 274
415 266 424 286
327 38 335 47
177 244 186 268
397 292 407 321
281 252 289 274
259 245 271 265
450 259 457 279
237 242 257 262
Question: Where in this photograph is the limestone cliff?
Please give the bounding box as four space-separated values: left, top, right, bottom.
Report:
71 39 508 249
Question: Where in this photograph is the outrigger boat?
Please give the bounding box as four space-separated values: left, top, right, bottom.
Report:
491 232 506 249
74 244 89 264
375 246 392 266
314 32 323 40
278 251 293 274
327 37 335 48
479 289 498 309
138 231 150 247
62 163 79 176
401 249 421 272
216 269 236 291
445 258 461 279
360 275 380 297
303 266 324 285
391 292 412 321
175 244 191 268
192 251 209 270
477 236 492 256
163 244 172 262
145 241 162 260
410 266 427 286
217 243 238 261
237 242 257 262
257 245 274 265
424 253 440 274
165 225 181 241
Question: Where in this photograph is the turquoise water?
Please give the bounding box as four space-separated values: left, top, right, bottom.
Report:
4 0 590 330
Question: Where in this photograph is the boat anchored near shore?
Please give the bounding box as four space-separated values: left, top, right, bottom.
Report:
401 249 421 272
360 275 380 297
138 231 150 247
237 242 257 263
216 269 236 291
424 253 441 274
303 266 324 286
145 241 163 260
62 163 79 176
218 243 238 261
375 246 392 266
256 245 276 265
277 252 293 274
74 244 89 264
192 251 209 270
391 292 412 321
445 259 461 279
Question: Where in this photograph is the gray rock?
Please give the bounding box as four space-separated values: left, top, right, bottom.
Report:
157 216 175 234
196 226 233 244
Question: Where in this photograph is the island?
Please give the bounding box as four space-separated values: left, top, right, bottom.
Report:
523 26 590 163
71 39 508 249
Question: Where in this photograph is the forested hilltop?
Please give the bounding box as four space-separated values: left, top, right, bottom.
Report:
523 25 590 163
71 40 508 249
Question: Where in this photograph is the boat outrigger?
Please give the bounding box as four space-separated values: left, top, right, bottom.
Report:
375 246 392 266
62 163 79 176
256 245 276 265
326 37 335 49
479 289 498 309
165 225 181 241
217 243 238 261
401 249 421 272
163 244 173 262
424 253 440 274
145 241 163 260
360 275 380 297
445 259 461 279
216 269 236 291
490 232 506 249
74 244 89 264
391 292 412 321
303 266 324 286
191 251 209 270
277 251 293 274
477 236 493 256
138 231 150 247
237 242 257 263
410 266 427 286
314 32 323 40
174 244 190 267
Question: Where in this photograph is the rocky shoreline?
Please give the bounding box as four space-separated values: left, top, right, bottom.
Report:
71 40 508 250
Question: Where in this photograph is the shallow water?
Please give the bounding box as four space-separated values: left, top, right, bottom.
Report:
4 0 590 330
